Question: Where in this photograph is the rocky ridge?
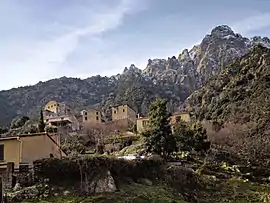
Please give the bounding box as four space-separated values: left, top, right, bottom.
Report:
0 25 269 126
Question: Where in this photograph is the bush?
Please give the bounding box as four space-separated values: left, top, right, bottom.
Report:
174 121 210 153
33 156 164 187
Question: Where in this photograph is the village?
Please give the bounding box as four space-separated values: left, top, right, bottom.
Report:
0 100 191 200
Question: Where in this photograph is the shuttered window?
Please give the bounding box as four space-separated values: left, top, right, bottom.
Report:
0 145 4 161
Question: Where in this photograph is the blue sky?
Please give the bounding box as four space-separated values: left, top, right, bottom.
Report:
1 0 270 90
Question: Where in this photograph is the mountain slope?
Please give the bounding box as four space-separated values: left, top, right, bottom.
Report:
187 45 270 133
0 25 269 126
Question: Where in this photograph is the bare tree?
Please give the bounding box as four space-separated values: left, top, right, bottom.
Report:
206 122 270 167
81 121 125 154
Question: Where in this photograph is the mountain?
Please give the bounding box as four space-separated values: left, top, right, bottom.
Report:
187 45 270 134
0 25 269 126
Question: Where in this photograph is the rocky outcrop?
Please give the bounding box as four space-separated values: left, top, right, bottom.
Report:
88 170 117 193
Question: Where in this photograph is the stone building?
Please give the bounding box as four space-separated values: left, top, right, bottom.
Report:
81 109 102 124
43 101 79 131
111 105 136 129
136 112 191 133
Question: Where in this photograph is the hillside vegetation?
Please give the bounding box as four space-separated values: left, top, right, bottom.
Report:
188 45 270 132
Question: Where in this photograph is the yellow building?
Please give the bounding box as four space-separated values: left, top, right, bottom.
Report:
136 112 191 133
0 133 64 169
170 112 191 124
111 105 137 128
136 117 150 133
81 109 102 124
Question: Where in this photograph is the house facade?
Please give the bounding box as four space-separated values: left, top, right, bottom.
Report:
0 133 64 169
136 117 150 133
111 105 137 129
81 109 102 124
136 112 191 133
43 101 79 131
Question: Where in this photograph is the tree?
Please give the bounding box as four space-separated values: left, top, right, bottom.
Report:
38 109 45 133
174 120 210 153
81 122 125 154
10 116 30 129
142 98 176 159
0 127 8 135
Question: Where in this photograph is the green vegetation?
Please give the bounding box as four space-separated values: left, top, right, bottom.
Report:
174 121 210 153
38 109 45 133
142 99 176 159
188 45 270 167
10 116 30 129
23 184 186 203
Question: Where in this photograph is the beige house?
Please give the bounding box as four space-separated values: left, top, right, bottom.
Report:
111 105 137 129
81 109 102 124
43 101 79 131
136 117 150 133
136 112 191 133
170 112 191 124
0 133 64 169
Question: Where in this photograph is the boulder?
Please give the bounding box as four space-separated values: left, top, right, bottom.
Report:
88 170 117 194
13 183 22 192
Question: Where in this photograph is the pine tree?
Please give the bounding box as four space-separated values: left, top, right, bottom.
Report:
142 98 176 159
38 109 45 133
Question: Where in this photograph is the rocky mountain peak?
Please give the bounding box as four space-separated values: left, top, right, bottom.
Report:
179 49 191 61
210 25 235 38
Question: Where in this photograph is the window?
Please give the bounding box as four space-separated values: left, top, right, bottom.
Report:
142 120 148 127
96 116 99 121
84 112 87 116
0 145 4 161
123 108 125 112
85 117 88 121
114 110 117 114
96 112 99 115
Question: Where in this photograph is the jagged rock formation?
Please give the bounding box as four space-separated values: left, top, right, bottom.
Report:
0 25 269 126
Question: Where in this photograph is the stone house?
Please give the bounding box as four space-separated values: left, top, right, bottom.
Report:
111 105 137 129
136 112 191 133
81 109 102 124
43 101 79 131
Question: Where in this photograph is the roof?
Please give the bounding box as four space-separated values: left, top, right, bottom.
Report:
172 112 189 116
137 117 149 120
111 104 136 112
0 132 49 141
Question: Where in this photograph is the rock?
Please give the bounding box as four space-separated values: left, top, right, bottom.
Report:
89 170 117 194
137 178 153 186
13 183 22 192
63 190 70 196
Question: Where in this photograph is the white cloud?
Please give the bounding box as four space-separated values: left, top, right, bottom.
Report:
0 0 148 90
231 13 270 34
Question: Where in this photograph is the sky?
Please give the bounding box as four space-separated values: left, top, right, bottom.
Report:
1 0 270 90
